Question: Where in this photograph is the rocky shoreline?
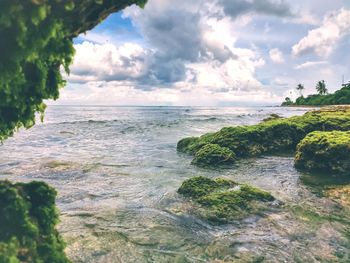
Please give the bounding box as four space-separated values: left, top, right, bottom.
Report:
176 106 350 227
178 106 350 173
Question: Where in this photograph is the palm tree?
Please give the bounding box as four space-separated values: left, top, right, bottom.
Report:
282 97 293 106
296 83 304 97
316 80 328 95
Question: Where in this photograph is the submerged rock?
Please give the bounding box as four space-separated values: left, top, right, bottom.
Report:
191 144 236 167
0 180 70 263
326 185 350 207
295 131 350 175
178 107 350 167
178 176 275 223
262 113 283 122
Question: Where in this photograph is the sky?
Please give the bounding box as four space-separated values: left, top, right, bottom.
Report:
55 0 350 106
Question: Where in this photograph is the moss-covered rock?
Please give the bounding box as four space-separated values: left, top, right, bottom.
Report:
262 113 283 122
295 131 350 175
178 107 350 166
178 176 237 198
0 180 70 263
177 133 215 155
178 176 275 223
191 144 236 167
0 0 147 141
177 137 203 154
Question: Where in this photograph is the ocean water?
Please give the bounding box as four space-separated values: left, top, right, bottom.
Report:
0 106 349 262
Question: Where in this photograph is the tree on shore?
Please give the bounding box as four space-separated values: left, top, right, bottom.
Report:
282 97 293 106
316 80 328 95
296 83 304 97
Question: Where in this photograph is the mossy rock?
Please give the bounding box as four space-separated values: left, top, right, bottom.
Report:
0 180 70 263
191 144 236 167
262 113 283 122
178 176 237 198
0 0 147 141
295 131 350 175
178 176 275 223
177 137 203 154
178 107 350 167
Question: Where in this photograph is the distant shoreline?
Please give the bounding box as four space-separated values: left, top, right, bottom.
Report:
281 104 350 108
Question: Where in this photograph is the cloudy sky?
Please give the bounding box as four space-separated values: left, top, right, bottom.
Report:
56 0 350 106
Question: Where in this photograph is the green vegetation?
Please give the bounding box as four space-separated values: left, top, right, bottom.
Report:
295 131 350 175
0 0 147 141
0 0 148 261
178 176 275 222
178 107 350 166
316 80 328 95
191 144 236 167
0 180 70 263
178 176 237 198
296 83 304 97
281 97 293 106
282 83 350 106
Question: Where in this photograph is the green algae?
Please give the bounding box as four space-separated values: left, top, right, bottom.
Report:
191 144 236 167
178 176 237 198
0 0 147 142
178 176 275 223
178 107 350 167
295 131 350 175
0 180 70 263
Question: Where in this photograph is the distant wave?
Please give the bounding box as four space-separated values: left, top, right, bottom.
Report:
190 117 220 122
50 119 123 125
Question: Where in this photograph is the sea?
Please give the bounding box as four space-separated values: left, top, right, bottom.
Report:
0 106 349 262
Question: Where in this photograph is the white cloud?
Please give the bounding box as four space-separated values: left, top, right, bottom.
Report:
53 80 278 106
289 12 319 25
269 48 284 63
188 49 265 92
67 0 269 95
67 41 150 83
292 8 350 57
294 61 327 70
58 0 350 106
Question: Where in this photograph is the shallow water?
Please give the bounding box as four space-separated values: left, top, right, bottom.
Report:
0 106 349 262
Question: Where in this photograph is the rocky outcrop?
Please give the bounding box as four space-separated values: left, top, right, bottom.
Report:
178 107 350 167
178 176 275 223
295 131 350 175
0 180 69 263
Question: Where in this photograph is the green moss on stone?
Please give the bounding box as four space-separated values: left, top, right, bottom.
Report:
0 180 70 263
177 137 202 154
0 0 147 141
178 176 275 222
178 176 237 198
295 131 350 175
178 107 350 166
191 144 236 167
